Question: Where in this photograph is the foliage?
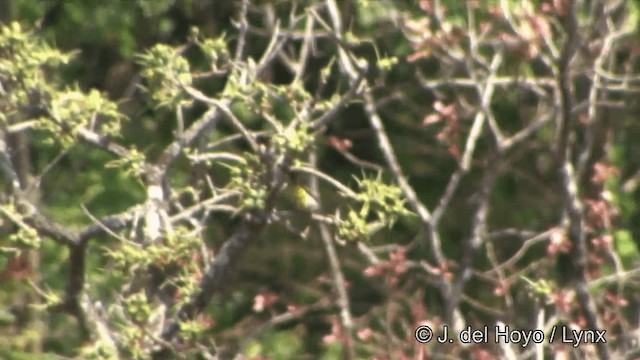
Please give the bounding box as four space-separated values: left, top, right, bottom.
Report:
137 44 192 107
1 1 640 359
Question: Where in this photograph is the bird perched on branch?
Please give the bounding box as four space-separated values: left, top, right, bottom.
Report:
287 174 319 212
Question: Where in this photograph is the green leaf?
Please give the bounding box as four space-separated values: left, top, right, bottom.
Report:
615 229 640 269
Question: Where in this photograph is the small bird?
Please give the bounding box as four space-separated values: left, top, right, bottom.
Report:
288 174 320 212
292 183 319 212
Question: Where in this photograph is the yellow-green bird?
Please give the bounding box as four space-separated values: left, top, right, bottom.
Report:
288 175 319 212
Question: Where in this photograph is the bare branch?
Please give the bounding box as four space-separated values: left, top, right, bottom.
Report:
155 211 268 354
76 128 130 158
432 53 502 225
555 3 610 358
308 150 355 360
182 86 259 152
234 0 250 62
157 108 220 169
446 147 500 329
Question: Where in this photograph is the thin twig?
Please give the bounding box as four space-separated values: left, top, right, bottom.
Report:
555 2 610 358
290 165 357 198
308 150 355 360
234 0 250 62
182 86 259 152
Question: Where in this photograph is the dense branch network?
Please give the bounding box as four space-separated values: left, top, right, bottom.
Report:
1 1 640 359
